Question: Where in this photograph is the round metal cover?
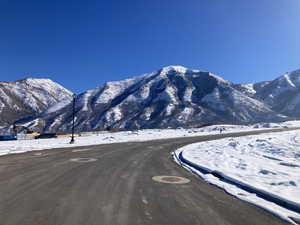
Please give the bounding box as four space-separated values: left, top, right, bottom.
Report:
69 158 98 163
152 176 190 184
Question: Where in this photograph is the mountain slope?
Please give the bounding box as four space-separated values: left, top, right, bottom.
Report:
235 69 300 118
255 69 300 117
23 66 285 132
233 81 270 98
0 78 73 128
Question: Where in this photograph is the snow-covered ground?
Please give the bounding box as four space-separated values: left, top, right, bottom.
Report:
0 121 300 156
174 129 300 224
0 125 240 156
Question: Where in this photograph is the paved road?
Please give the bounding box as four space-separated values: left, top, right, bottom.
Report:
0 128 298 225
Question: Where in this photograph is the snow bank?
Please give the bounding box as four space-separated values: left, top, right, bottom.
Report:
174 130 300 224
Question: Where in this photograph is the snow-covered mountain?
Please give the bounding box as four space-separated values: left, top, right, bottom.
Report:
0 78 73 128
235 69 300 118
233 81 270 98
22 66 285 132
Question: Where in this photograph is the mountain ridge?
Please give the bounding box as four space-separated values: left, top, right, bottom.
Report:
1 66 299 133
0 78 73 130
235 68 300 118
15 66 290 132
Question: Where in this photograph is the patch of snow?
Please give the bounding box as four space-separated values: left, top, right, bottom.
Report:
178 107 194 121
45 98 72 114
284 74 296 88
95 78 139 104
80 90 94 111
21 118 40 129
0 88 12 105
164 86 177 102
49 115 64 129
165 104 175 116
208 72 230 85
239 83 257 95
268 72 299 101
105 106 123 122
175 130 300 223
183 86 194 102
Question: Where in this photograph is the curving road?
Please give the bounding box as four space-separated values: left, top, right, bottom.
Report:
0 128 298 225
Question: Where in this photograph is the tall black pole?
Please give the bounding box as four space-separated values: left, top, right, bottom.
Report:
70 94 76 144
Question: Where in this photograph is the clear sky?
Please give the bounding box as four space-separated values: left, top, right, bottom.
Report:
0 0 299 93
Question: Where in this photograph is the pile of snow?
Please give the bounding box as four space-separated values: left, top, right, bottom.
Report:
174 130 300 224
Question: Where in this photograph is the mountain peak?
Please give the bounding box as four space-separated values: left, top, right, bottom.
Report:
159 65 188 76
275 69 300 89
289 68 300 74
287 69 300 83
16 77 50 82
158 65 229 85
0 77 73 128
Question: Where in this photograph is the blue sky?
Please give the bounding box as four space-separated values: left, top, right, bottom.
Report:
0 0 299 93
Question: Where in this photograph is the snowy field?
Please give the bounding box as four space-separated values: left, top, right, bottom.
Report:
0 121 299 156
174 129 300 224
0 121 300 156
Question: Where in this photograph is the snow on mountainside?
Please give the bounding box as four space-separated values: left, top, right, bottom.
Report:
21 66 285 132
0 78 73 128
255 69 300 117
236 69 300 118
234 81 270 97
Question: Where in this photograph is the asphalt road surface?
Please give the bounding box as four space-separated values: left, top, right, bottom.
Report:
0 128 298 225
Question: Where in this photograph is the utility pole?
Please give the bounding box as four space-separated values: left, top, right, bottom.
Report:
70 94 76 144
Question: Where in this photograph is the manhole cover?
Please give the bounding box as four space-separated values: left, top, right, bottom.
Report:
152 176 190 184
69 158 98 163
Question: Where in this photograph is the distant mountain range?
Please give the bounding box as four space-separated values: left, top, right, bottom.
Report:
235 69 300 117
1 66 300 133
0 78 73 131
